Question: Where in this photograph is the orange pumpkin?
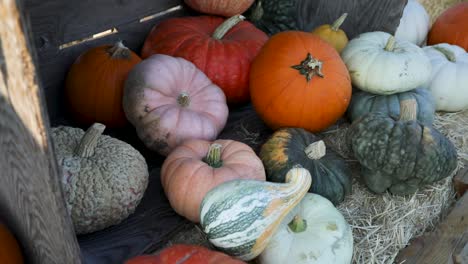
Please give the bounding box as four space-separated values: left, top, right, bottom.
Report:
65 41 141 128
161 139 266 223
427 2 468 51
0 222 24 264
249 31 351 132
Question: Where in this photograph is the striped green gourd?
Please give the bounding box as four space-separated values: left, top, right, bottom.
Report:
200 167 312 261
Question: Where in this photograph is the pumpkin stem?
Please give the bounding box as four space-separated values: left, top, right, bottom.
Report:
433 46 457 62
177 92 190 107
399 99 418 121
204 143 223 168
305 140 326 160
107 41 131 59
74 123 105 158
250 0 264 22
384 36 396 52
212 15 246 40
288 215 307 233
331 13 348 31
291 53 324 82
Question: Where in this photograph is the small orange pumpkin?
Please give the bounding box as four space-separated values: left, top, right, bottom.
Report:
311 13 349 53
161 139 266 223
249 31 351 133
65 41 141 128
427 2 468 51
0 222 24 264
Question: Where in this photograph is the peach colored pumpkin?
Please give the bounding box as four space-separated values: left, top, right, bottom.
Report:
123 54 228 156
161 139 266 222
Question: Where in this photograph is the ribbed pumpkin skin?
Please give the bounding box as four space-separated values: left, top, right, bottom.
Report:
260 128 351 205
125 244 246 264
427 2 468 51
184 0 254 17
161 139 266 223
0 223 23 264
347 112 458 195
141 16 268 104
347 88 435 126
250 31 351 133
65 43 141 128
247 0 297 35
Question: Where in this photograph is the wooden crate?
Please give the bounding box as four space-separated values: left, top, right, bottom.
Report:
0 0 409 263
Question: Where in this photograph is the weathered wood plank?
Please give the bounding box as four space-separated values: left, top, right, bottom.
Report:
395 193 468 264
22 0 188 124
0 0 81 263
454 166 468 198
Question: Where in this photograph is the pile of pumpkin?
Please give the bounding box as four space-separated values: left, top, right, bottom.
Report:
45 0 467 263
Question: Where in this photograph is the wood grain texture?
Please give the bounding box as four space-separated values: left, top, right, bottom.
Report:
22 0 188 124
0 0 81 263
454 166 468 198
296 0 408 39
395 193 468 264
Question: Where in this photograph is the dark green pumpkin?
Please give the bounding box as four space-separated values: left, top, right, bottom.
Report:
259 128 352 205
347 100 457 195
348 88 435 126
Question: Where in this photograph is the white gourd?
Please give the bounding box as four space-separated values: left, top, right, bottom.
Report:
395 0 430 46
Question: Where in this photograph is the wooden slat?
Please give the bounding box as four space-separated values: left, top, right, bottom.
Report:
395 193 468 264
22 0 188 124
0 0 81 263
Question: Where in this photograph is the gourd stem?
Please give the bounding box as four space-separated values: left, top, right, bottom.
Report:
288 215 307 233
74 123 105 158
177 92 190 107
291 53 325 82
250 0 264 22
331 13 348 31
434 46 457 62
305 140 326 160
399 99 418 121
384 36 396 52
212 15 245 40
107 41 131 59
204 143 223 168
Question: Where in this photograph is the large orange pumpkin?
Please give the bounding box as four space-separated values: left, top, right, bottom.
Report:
65 41 142 128
249 31 351 132
0 222 24 264
427 2 468 50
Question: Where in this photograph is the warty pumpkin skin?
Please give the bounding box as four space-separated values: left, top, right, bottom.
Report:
249 31 351 133
123 54 228 156
427 2 468 51
0 222 24 264
200 167 311 261
141 15 268 104
161 139 266 223
65 41 141 128
52 123 149 234
347 100 458 195
125 244 246 264
347 88 435 126
260 128 352 205
311 13 349 53
184 0 254 17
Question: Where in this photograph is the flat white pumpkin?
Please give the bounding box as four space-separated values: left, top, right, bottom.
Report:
341 31 432 95
423 43 468 112
259 193 353 264
395 0 430 46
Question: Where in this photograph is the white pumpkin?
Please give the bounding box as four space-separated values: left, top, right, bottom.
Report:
259 193 353 264
341 31 432 95
423 43 468 112
394 0 430 46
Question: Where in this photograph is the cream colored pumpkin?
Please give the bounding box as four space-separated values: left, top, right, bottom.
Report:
423 43 468 112
395 0 430 46
259 193 353 264
341 32 431 95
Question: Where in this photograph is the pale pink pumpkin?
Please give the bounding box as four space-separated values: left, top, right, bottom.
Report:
184 0 255 17
123 54 229 156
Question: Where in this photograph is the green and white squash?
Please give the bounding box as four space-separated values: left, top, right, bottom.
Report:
258 193 353 264
347 99 458 195
200 167 312 261
347 88 435 126
341 32 431 95
260 128 352 205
